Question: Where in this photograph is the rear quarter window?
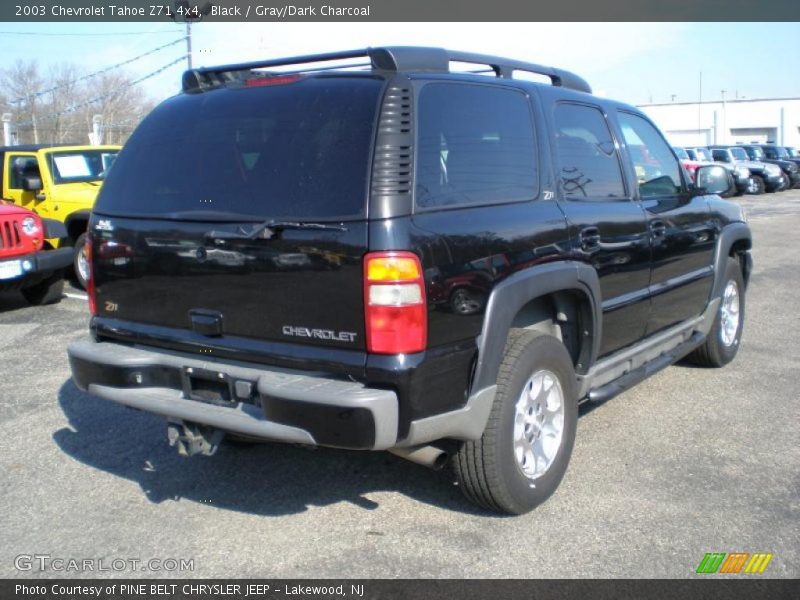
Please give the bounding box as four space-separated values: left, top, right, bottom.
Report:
415 83 538 210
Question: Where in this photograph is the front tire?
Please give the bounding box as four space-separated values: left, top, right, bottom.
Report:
453 330 577 514
72 232 89 290
686 257 745 367
746 175 765 195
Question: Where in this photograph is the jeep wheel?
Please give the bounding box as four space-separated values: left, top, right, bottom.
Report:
450 288 484 315
21 274 64 306
73 232 89 290
453 329 577 514
686 257 745 368
746 175 765 195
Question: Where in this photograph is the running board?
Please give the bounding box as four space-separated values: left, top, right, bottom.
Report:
586 332 705 404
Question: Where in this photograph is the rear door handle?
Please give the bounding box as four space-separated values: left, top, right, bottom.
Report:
650 220 666 238
579 227 601 251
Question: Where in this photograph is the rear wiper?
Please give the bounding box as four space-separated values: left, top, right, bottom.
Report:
206 219 347 241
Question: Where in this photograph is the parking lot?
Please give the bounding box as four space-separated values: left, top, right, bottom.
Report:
0 191 797 579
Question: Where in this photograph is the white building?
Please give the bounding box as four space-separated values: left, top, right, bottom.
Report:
637 97 800 149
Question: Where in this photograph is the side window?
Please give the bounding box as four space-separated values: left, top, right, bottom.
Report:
416 84 537 209
618 112 683 197
711 150 730 163
553 103 625 199
8 156 40 189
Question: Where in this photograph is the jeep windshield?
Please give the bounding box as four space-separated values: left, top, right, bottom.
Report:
94 76 383 220
730 147 749 161
45 149 119 184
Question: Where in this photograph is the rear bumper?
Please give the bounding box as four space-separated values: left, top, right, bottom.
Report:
0 247 72 287
67 337 399 450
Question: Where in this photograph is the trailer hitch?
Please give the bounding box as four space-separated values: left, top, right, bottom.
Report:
167 421 224 457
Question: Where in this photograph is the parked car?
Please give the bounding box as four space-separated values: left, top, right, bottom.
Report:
0 144 121 288
68 47 752 514
759 144 800 185
708 145 785 194
738 144 798 190
0 200 72 304
674 146 751 195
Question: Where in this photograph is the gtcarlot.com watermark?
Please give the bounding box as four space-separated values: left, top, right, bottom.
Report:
14 554 194 573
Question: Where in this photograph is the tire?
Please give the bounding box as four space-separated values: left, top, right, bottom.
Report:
453 329 577 514
72 232 89 290
685 257 745 368
746 175 765 195
450 287 485 315
779 172 792 192
21 273 64 305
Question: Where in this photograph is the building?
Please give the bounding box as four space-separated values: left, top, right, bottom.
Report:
637 97 800 149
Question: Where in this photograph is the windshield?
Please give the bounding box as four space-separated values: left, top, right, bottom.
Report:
695 148 712 161
673 147 689 159
730 147 748 161
95 76 383 220
769 146 789 159
45 149 119 184
745 146 765 160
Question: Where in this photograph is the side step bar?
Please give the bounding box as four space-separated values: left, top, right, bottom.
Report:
586 332 705 405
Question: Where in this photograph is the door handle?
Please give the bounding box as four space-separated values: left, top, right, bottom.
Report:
650 220 666 238
579 227 601 251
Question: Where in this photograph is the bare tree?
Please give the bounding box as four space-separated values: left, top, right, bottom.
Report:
0 59 155 146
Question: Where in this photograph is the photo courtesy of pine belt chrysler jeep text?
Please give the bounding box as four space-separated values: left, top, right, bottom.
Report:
67 47 752 514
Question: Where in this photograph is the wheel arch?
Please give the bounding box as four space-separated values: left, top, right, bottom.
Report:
711 223 752 300
471 261 602 393
64 210 91 242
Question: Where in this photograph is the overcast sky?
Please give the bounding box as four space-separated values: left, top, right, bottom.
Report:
1 21 799 108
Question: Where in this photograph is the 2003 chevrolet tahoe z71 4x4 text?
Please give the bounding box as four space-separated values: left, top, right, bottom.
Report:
68 48 752 514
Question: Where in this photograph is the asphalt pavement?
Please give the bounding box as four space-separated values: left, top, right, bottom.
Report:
0 191 797 579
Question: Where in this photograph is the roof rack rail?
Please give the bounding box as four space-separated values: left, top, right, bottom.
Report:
182 46 592 94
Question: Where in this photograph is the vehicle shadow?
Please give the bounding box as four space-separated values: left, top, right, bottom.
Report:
53 379 489 517
0 290 30 312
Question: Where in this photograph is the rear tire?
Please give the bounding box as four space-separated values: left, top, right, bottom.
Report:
453 329 577 514
72 232 89 290
685 257 745 368
21 274 64 306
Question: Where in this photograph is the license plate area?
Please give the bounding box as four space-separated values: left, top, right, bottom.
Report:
0 260 23 280
181 366 235 407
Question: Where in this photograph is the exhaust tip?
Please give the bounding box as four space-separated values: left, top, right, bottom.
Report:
389 445 449 471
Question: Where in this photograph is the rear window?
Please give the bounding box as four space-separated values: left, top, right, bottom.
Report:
95 77 383 219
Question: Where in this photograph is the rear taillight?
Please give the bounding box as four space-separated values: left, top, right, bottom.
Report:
364 251 427 354
85 233 96 315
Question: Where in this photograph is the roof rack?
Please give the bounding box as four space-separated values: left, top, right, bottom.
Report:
182 46 592 94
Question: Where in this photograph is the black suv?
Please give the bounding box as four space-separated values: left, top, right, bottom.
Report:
739 144 799 190
68 47 752 514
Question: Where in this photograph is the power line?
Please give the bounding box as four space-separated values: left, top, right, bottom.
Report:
14 55 186 128
7 37 185 105
0 30 178 36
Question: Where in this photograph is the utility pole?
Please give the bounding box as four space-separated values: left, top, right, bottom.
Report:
720 90 727 145
698 71 702 134
170 2 213 70
186 20 192 70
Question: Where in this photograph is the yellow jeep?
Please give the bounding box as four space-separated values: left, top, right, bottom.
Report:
0 144 121 287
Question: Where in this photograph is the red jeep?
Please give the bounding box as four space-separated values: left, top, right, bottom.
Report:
0 201 72 305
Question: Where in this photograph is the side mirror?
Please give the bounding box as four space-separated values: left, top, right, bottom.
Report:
22 175 42 192
695 165 735 197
